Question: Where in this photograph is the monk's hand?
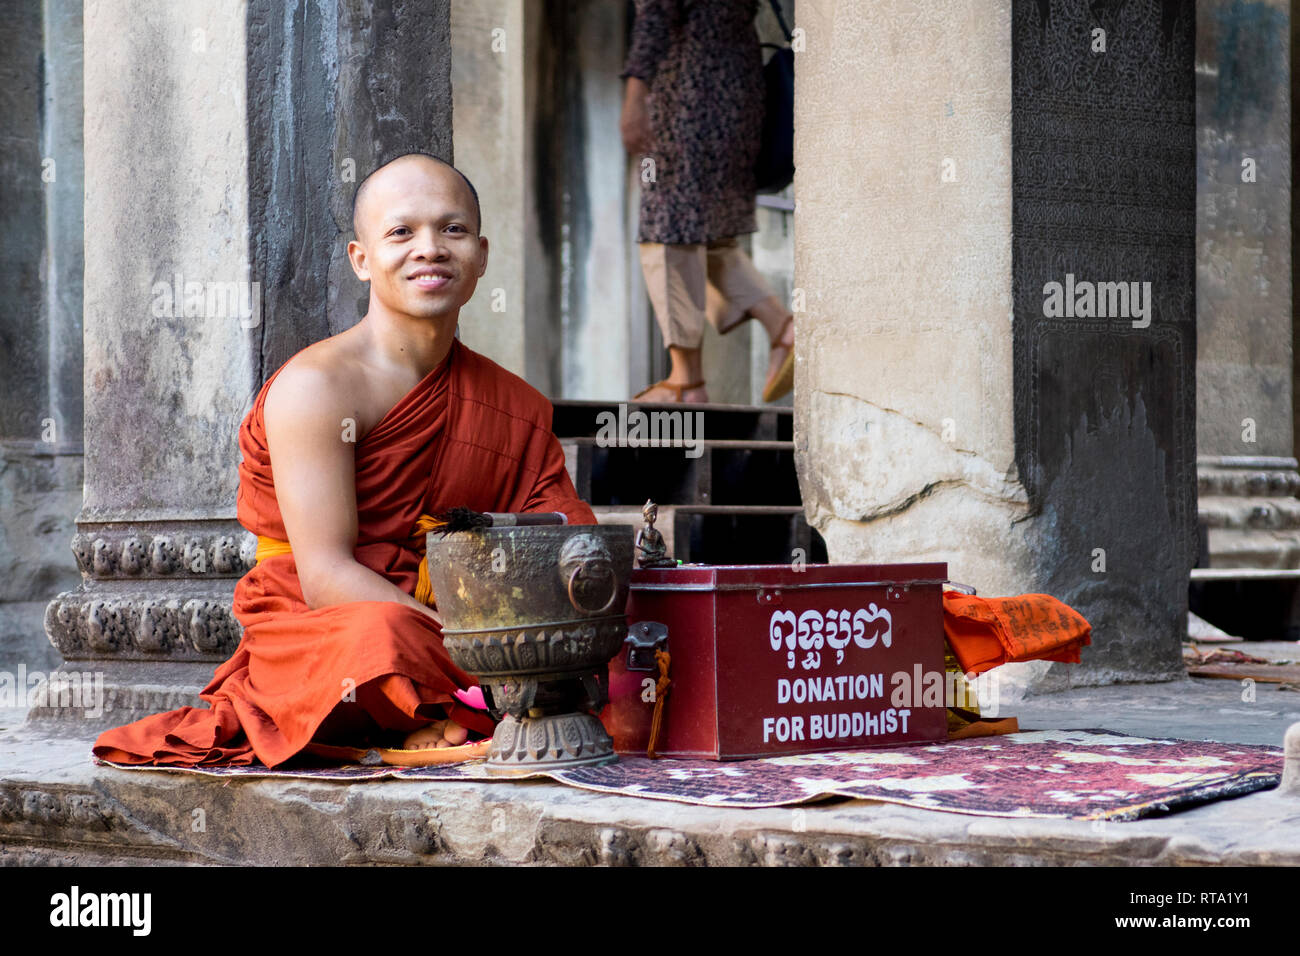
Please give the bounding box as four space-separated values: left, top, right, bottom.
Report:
620 77 652 155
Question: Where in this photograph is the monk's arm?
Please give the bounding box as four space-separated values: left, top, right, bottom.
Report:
263 363 440 623
522 419 597 525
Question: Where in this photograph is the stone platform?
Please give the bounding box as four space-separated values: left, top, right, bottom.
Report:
2 678 1298 866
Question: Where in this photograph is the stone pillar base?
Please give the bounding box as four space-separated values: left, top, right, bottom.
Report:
24 660 210 730
33 518 250 729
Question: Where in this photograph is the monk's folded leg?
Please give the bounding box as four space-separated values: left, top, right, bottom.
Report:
95 600 499 767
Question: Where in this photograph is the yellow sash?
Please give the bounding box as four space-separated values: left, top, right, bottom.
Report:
255 512 444 607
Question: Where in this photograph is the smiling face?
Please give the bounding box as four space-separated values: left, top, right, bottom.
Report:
346 156 488 324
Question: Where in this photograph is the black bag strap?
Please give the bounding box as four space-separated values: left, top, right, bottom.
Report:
765 0 793 45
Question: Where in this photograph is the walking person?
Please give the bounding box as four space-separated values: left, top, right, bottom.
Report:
621 0 795 404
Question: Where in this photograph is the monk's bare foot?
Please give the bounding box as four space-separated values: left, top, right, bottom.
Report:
403 718 468 750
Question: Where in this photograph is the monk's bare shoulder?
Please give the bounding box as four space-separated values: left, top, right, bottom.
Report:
261 336 371 562
263 338 367 445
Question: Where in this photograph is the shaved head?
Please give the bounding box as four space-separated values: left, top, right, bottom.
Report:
351 152 481 242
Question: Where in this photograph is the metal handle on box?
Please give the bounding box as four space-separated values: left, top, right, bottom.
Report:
624 621 669 672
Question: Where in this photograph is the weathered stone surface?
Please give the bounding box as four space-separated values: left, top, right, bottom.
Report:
1195 0 1292 460
1010 0 1196 685
0 449 82 611
0 0 49 446
248 0 455 378
83 2 255 523
0 603 61 677
450 0 536 382
1193 0 1297 572
23 661 208 728
794 0 1024 599
37 2 253 723
1197 458 1300 568
2 680 1299 866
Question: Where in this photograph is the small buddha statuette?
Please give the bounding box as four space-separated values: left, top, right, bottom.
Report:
635 499 676 569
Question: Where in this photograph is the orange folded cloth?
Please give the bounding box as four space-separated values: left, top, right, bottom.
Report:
942 591 1091 677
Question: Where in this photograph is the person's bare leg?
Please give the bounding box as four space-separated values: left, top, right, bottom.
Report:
747 296 795 393
402 716 469 750
636 345 709 403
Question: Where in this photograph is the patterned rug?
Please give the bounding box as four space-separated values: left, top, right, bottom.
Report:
95 728 1283 820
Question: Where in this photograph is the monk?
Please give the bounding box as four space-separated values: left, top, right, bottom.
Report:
93 152 596 768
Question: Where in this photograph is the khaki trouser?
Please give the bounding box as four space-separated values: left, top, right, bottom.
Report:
638 237 775 349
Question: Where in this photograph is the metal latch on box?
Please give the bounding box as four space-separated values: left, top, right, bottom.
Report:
624 621 669 672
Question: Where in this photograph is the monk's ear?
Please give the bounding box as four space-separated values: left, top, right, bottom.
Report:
477 236 489 278
346 239 371 282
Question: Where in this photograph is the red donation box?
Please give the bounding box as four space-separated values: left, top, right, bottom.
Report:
600 563 950 760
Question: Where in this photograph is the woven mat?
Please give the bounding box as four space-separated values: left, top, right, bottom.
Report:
95 728 1282 820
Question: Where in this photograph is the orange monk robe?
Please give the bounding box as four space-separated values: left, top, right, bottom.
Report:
93 339 596 768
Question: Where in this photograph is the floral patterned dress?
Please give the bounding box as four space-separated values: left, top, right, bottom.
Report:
621 0 765 245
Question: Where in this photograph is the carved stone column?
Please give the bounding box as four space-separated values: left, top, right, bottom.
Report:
1194 0 1296 570
37 2 257 724
794 0 1196 688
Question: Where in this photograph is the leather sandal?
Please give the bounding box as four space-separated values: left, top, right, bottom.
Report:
632 379 706 403
762 314 795 403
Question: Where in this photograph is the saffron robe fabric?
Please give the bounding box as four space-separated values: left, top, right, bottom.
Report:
92 339 596 768
942 591 1092 677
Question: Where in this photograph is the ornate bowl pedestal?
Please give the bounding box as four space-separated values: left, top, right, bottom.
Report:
473 621 626 773
426 525 634 776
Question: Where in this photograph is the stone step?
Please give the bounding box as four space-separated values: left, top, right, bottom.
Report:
1199 495 1300 530
1199 529 1300 571
1 700 1296 866
562 439 802 509
552 399 791 442
563 437 793 449
1191 567 1300 581
552 401 817 560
